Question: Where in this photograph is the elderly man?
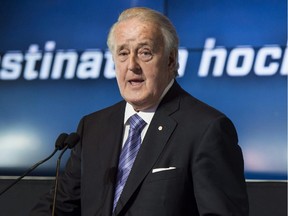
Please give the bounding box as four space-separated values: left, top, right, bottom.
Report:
31 7 249 216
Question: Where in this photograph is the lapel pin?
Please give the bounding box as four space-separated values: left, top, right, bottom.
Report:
158 126 163 131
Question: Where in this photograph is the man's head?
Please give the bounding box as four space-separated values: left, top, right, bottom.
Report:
107 7 179 111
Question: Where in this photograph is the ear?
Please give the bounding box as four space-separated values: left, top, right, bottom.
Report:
168 50 177 71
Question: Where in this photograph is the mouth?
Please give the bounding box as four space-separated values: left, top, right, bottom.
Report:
128 78 144 86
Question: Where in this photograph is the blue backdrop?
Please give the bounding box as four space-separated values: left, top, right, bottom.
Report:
0 0 287 180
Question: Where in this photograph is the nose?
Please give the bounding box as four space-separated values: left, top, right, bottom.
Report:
128 54 141 73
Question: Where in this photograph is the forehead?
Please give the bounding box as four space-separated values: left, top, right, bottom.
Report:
113 18 163 48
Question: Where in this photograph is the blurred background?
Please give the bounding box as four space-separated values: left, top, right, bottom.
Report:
0 0 287 181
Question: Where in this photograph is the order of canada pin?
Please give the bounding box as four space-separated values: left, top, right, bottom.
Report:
158 126 163 131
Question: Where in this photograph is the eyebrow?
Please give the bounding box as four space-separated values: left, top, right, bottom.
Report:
116 40 156 53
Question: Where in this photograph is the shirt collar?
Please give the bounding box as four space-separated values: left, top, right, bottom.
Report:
124 79 174 125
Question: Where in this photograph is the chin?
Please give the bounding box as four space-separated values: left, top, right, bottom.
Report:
126 100 145 110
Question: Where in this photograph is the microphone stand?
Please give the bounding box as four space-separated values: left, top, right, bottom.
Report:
0 148 58 196
51 145 68 216
51 132 80 216
0 133 68 196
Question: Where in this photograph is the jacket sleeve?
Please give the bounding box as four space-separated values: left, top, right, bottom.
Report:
192 116 249 216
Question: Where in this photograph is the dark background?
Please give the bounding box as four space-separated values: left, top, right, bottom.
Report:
0 0 286 179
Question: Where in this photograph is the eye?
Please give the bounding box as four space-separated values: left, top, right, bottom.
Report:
138 49 153 61
117 50 129 61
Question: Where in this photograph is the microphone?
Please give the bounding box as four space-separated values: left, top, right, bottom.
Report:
55 133 69 150
0 133 69 196
52 132 80 216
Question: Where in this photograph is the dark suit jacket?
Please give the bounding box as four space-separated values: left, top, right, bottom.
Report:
30 81 249 216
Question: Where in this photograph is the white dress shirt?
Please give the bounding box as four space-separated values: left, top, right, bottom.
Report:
121 79 174 147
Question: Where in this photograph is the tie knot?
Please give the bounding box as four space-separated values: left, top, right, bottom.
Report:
129 114 146 132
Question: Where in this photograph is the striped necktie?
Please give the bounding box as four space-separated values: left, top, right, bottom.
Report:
113 114 146 212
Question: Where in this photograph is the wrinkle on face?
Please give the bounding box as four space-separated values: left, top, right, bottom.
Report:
112 18 174 111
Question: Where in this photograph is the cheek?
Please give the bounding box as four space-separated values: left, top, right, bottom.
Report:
115 65 126 81
147 67 169 86
115 71 126 92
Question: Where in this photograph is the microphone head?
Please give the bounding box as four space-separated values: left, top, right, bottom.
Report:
55 133 69 150
65 133 80 149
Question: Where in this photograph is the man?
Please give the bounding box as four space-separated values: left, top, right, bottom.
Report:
31 7 249 216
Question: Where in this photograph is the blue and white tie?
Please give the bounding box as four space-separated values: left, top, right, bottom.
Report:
113 114 146 212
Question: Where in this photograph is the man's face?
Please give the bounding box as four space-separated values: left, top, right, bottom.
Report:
112 18 175 111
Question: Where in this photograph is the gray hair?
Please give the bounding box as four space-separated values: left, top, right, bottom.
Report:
107 7 179 77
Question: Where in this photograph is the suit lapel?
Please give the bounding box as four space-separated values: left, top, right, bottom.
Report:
98 102 126 216
114 82 181 215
